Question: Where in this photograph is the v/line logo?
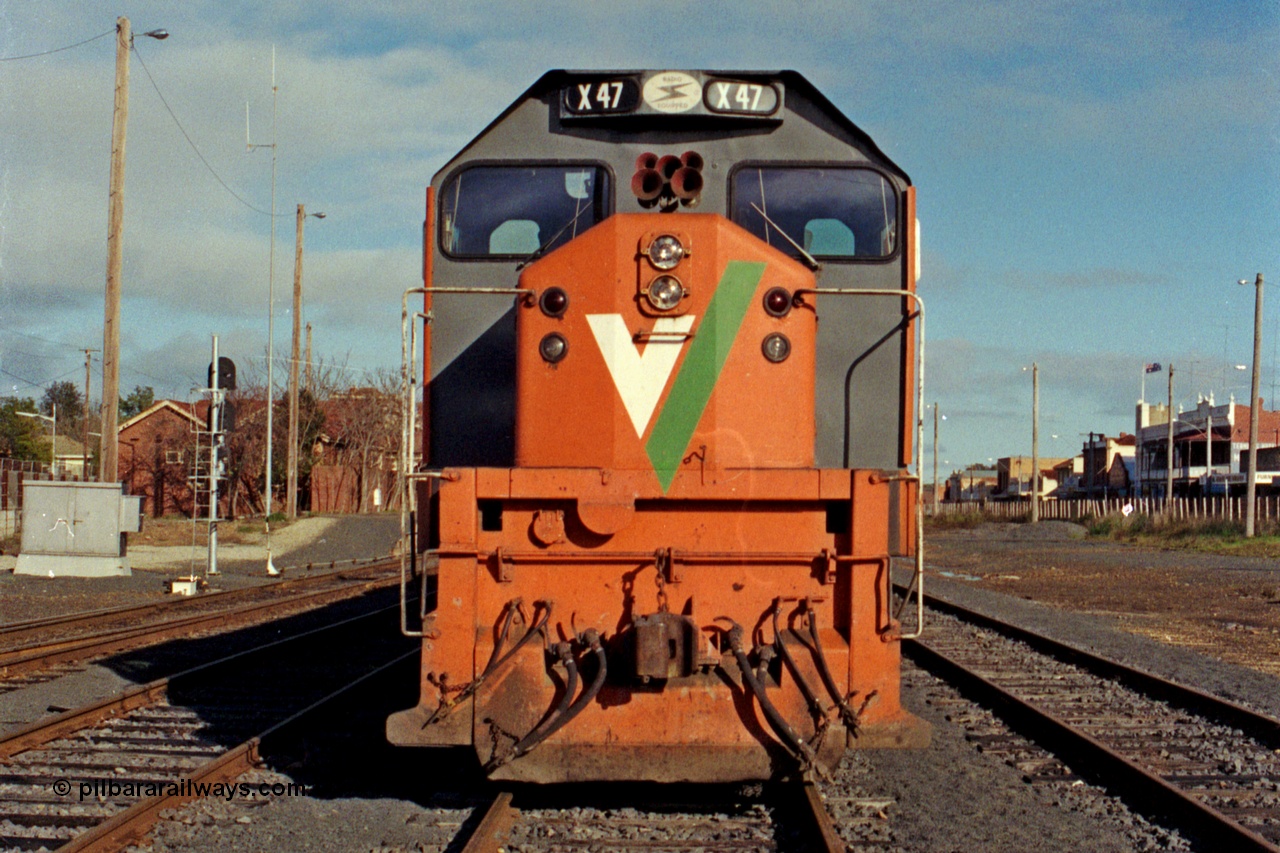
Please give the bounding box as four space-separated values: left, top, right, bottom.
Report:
586 261 766 491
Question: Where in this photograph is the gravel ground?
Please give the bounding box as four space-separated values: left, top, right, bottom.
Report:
919 522 1280 719
0 514 401 624
6 520 1277 851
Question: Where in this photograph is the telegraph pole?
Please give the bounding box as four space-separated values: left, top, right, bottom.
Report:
99 18 166 484
287 204 305 519
931 403 940 515
1031 362 1039 522
100 17 130 483
82 349 96 478
1165 364 1175 507
286 205 324 519
1245 273 1264 537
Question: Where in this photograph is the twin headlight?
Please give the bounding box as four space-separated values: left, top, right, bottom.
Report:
646 234 685 270
644 235 687 312
537 234 792 365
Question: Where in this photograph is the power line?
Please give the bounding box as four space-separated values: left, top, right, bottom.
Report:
1 364 81 393
131 46 284 218
0 28 114 62
2 329 94 349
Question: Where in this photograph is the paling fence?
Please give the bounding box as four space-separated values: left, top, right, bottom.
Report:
1 460 82 540
933 496 1280 524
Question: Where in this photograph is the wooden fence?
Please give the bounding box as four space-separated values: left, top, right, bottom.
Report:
933 496 1280 524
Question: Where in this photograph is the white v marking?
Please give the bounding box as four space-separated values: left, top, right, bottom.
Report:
586 314 695 437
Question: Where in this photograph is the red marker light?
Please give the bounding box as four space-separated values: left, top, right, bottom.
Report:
540 287 569 317
764 287 792 317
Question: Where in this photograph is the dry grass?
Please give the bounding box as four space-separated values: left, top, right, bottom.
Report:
1084 513 1280 558
130 516 297 547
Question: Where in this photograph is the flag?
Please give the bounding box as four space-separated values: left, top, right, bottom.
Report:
1144 363 1162 373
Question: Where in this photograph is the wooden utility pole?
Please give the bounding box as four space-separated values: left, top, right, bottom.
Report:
286 204 305 519
100 17 130 483
1245 273 1264 537
1031 362 1039 523
931 403 939 515
82 349 95 478
98 18 166 483
1165 364 1175 507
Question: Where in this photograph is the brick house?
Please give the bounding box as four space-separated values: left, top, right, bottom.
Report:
118 400 207 517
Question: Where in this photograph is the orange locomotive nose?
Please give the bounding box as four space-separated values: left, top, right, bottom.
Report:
514 213 815 483
386 213 928 783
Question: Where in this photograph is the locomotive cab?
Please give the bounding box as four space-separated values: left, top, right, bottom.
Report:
389 70 929 783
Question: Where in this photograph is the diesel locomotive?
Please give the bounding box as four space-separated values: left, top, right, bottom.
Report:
389 70 929 783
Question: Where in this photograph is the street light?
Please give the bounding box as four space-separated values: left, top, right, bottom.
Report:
1240 274 1264 537
286 205 325 519
101 17 167 485
17 404 57 476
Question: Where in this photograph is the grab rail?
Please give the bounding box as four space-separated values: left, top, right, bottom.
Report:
793 287 926 640
398 285 532 637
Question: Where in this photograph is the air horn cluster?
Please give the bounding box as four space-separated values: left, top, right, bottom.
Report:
631 151 703 210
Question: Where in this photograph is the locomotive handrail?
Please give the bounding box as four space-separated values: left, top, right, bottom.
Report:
793 286 926 641
399 285 537 638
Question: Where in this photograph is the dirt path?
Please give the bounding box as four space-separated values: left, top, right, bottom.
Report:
926 522 1280 677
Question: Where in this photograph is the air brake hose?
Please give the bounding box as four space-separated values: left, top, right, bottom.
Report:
771 600 830 730
720 619 821 774
529 629 607 745
799 602 863 734
486 641 579 771
425 599 553 728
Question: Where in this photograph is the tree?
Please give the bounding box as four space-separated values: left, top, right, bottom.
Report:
120 386 155 420
0 397 45 461
40 381 83 437
324 370 401 512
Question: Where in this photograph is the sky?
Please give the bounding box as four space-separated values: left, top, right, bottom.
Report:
1 1 1277 478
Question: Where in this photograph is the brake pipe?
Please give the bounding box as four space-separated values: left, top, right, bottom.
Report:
797 600 863 735
771 600 830 732
488 641 579 771
720 619 823 777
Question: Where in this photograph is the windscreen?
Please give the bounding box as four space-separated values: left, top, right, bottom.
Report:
730 167 897 260
439 165 611 258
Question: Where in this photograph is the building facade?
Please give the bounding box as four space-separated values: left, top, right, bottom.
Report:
1134 397 1280 497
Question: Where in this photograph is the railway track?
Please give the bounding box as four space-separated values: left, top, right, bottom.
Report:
0 597 416 852
0 559 400 687
903 587 1280 852
456 780 848 852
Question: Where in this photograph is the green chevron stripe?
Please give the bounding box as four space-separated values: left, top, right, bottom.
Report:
645 261 765 491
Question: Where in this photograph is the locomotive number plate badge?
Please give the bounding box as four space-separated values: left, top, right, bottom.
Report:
563 78 641 115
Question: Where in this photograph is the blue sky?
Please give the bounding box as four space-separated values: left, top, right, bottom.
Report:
1 1 1277 476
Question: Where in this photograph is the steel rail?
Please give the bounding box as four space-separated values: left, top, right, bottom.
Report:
459 790 518 853
798 781 845 853
60 647 417 852
0 603 408 851
0 603 400 757
896 583 1280 748
0 557 394 645
908 638 1280 852
0 571 401 680
902 587 1280 851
